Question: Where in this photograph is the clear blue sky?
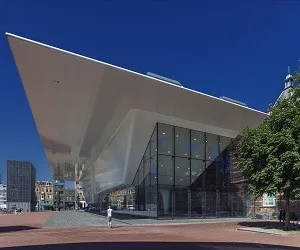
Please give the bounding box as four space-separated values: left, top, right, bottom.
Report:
0 1 299 183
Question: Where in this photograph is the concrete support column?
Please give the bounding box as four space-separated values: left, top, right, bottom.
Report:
160 189 169 214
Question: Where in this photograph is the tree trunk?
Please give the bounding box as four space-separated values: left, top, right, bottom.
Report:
285 196 290 230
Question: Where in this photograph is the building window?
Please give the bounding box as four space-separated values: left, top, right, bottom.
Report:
263 193 276 207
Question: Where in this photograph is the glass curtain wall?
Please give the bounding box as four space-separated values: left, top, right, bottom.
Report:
109 123 247 219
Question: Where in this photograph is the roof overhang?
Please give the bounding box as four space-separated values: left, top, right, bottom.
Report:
6 33 267 202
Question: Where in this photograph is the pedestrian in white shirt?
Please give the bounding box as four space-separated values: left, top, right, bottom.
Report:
107 206 113 228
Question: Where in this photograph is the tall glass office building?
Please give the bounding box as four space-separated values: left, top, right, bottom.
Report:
7 160 36 212
107 123 251 219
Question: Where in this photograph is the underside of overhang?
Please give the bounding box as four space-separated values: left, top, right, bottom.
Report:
6 33 268 204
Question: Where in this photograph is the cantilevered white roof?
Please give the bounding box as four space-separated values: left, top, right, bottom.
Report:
6 33 267 202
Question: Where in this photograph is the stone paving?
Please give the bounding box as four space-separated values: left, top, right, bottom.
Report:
93 211 255 225
0 211 300 249
44 210 256 228
43 211 125 228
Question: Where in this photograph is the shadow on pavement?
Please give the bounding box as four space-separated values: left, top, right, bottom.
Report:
0 226 38 233
239 221 298 231
96 211 149 220
1 242 299 250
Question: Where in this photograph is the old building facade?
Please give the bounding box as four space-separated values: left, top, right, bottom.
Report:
35 181 54 210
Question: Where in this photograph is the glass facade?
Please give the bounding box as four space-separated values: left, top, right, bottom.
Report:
107 123 250 219
7 160 36 212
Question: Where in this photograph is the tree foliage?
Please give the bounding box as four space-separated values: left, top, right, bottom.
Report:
237 87 300 228
54 194 62 210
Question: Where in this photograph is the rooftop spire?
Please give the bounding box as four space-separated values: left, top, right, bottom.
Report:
285 66 293 89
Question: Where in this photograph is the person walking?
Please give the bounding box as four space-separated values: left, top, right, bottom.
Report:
107 206 113 228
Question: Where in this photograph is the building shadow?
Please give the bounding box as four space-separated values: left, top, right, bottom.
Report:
90 210 149 220
239 221 299 231
1 242 299 250
0 226 38 233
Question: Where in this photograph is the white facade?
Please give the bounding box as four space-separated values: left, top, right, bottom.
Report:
6 33 267 205
0 184 7 209
7 202 31 212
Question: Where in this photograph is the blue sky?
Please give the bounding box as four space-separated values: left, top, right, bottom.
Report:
0 1 300 183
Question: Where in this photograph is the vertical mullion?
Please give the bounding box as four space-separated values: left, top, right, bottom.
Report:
203 133 207 217
216 136 220 217
173 126 176 187
173 126 176 219
189 130 192 186
156 123 159 219
189 129 192 218
148 135 151 218
137 164 139 211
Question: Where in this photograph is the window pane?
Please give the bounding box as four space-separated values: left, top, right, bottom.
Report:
205 161 217 191
144 158 151 187
138 161 144 185
158 124 174 155
174 187 189 216
191 159 205 185
150 125 157 157
206 133 219 161
150 156 157 186
191 130 205 160
144 143 150 160
175 157 190 186
191 188 204 217
220 136 232 154
158 155 173 185
175 127 190 158
158 186 173 217
219 142 231 193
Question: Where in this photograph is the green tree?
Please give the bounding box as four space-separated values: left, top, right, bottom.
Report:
54 194 62 210
237 87 300 230
294 72 300 82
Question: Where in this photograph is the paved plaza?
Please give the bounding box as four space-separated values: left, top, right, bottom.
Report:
0 211 299 249
43 210 254 228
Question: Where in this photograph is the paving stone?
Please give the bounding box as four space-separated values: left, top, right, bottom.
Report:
43 211 125 228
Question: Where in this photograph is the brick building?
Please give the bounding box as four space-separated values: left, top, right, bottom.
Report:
63 189 75 210
35 181 53 210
